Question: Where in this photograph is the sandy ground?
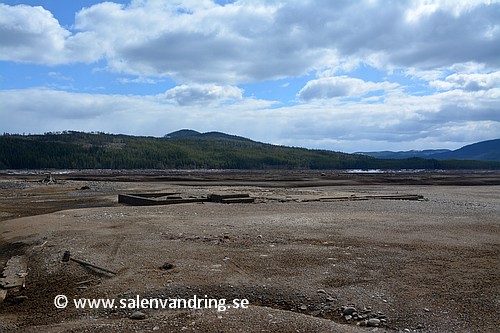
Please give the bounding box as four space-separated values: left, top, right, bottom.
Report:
0 170 499 332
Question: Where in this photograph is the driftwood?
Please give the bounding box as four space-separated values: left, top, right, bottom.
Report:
62 251 116 275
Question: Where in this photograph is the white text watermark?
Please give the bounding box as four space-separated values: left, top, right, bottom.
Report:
54 294 249 312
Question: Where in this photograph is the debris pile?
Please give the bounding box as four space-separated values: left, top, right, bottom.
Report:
340 305 387 327
0 255 28 305
40 174 56 184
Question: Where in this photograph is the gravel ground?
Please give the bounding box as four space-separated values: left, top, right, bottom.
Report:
0 171 499 332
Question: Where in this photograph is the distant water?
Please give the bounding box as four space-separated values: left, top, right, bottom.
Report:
346 169 426 173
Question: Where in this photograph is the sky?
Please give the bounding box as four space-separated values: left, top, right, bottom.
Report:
0 0 499 153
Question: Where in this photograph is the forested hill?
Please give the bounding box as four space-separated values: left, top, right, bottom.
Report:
1 131 499 170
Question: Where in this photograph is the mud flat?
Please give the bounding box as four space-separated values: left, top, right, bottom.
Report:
0 170 499 332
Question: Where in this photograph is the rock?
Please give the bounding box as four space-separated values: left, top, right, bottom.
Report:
416 323 425 329
344 315 352 321
367 318 381 327
130 311 146 320
423 307 430 312
160 262 174 270
342 306 357 316
299 304 307 311
12 295 28 304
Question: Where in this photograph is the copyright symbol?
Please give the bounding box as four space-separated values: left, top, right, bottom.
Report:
54 294 68 309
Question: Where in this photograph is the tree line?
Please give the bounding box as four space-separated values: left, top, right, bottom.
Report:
1 132 499 170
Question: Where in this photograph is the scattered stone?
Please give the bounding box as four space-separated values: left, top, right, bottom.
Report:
299 304 307 311
367 318 380 327
342 306 357 316
416 323 425 329
340 305 387 327
130 311 146 320
79 186 91 190
160 263 174 270
423 307 430 312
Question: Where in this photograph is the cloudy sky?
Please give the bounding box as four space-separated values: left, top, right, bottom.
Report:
1 0 499 152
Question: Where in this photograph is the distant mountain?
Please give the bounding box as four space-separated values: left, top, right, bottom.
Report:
431 139 500 161
357 149 451 159
164 129 201 138
357 139 500 162
166 129 254 142
1 131 499 169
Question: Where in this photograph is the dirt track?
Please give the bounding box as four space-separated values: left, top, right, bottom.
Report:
0 170 499 332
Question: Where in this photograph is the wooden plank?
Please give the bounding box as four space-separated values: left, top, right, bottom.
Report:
0 255 27 289
208 193 250 203
220 197 255 204
304 194 424 202
363 194 424 200
131 192 180 198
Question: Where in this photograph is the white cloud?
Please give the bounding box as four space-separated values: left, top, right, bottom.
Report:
297 76 399 101
1 1 499 152
117 77 164 84
404 68 445 81
0 4 104 64
48 72 74 81
430 71 500 91
405 0 497 22
1 86 498 151
2 1 499 82
0 4 69 64
159 84 243 105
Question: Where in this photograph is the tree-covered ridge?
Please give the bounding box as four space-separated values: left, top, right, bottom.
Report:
1 131 499 170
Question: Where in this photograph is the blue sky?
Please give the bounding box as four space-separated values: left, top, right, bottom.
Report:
1 0 499 152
